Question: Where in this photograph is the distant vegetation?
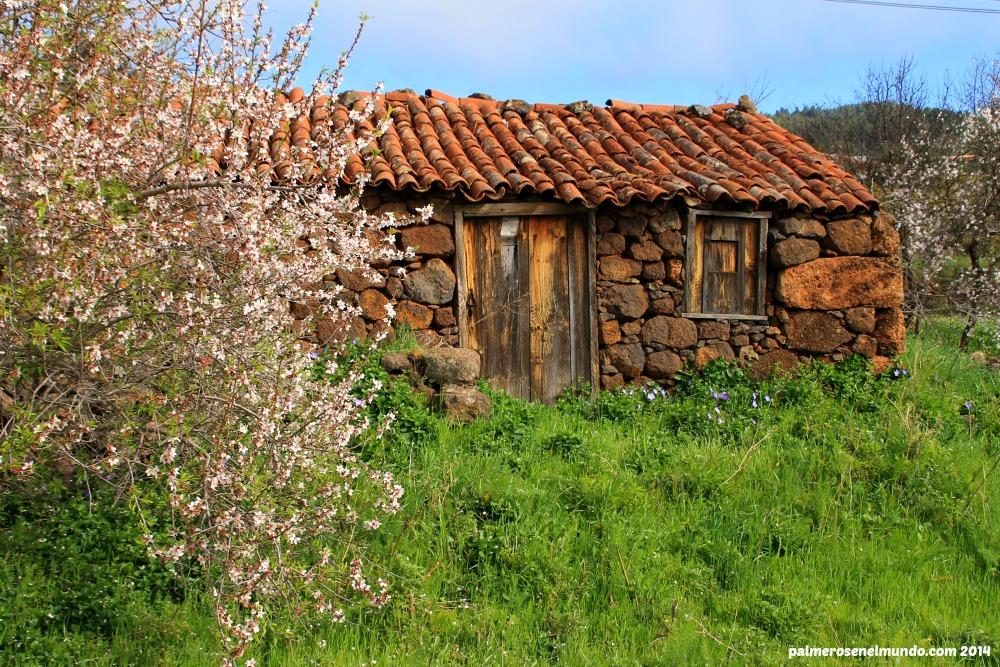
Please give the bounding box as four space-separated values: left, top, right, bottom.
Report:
771 55 1000 351
770 103 962 167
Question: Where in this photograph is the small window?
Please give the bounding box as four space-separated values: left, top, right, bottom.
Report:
684 213 768 318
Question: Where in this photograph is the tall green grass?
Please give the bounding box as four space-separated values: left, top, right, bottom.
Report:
2 320 998 666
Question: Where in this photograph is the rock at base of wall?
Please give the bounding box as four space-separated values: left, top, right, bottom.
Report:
422 347 481 385
317 315 366 345
697 321 731 340
645 350 683 380
414 329 445 348
385 276 404 299
606 343 646 379
336 268 386 292
439 384 491 422
873 355 894 375
875 307 906 355
853 334 878 358
359 289 390 320
695 342 735 370
748 348 800 380
776 257 903 310
433 307 456 328
600 374 625 390
380 352 413 374
395 300 433 329
785 310 854 353
844 307 876 334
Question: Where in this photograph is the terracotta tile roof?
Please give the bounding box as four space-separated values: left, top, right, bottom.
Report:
280 88 877 214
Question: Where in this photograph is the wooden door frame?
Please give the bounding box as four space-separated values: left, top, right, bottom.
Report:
454 202 598 389
682 208 770 321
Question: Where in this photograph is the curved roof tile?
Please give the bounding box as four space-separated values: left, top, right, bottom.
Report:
278 89 877 214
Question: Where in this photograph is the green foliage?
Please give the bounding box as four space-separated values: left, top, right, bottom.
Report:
0 488 190 664
770 102 962 161
2 319 998 665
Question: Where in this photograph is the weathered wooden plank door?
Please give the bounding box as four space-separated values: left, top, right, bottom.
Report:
462 214 591 402
702 218 743 314
463 216 531 398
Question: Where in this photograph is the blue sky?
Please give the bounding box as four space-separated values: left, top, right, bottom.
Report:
269 0 1000 113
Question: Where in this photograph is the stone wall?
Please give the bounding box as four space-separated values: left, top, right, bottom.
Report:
290 190 462 351
292 187 905 388
594 201 904 388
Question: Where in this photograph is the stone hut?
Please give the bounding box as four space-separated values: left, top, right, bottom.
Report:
289 88 904 402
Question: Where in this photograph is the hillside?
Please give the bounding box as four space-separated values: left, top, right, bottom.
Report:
2 321 998 666
770 103 963 167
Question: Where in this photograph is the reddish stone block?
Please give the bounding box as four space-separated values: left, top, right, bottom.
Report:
599 255 642 282
395 300 433 329
399 223 455 257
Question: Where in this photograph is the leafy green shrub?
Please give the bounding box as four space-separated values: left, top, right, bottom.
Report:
361 377 438 465
741 587 824 640
811 354 893 412
474 386 538 452
0 488 186 662
556 382 670 423
540 432 585 462
456 491 521 574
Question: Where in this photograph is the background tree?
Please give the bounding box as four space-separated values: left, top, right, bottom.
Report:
0 1 416 662
774 55 998 347
887 58 1000 348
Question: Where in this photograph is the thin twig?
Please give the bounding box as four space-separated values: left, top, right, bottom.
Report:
689 614 746 658
720 432 768 486
615 545 633 589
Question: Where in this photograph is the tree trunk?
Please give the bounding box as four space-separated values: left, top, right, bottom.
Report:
959 315 977 351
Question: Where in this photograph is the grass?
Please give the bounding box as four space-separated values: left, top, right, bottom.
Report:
2 319 999 666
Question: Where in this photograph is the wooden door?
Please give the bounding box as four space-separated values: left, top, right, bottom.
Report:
461 215 592 402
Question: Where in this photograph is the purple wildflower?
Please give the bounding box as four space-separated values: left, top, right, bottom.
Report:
709 388 730 402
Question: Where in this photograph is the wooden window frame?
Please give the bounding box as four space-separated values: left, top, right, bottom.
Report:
682 209 770 321
453 202 599 387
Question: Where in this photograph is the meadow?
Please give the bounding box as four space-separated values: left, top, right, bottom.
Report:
2 320 998 666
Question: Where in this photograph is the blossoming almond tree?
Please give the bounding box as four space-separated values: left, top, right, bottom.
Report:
0 1 418 661
889 88 1000 349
